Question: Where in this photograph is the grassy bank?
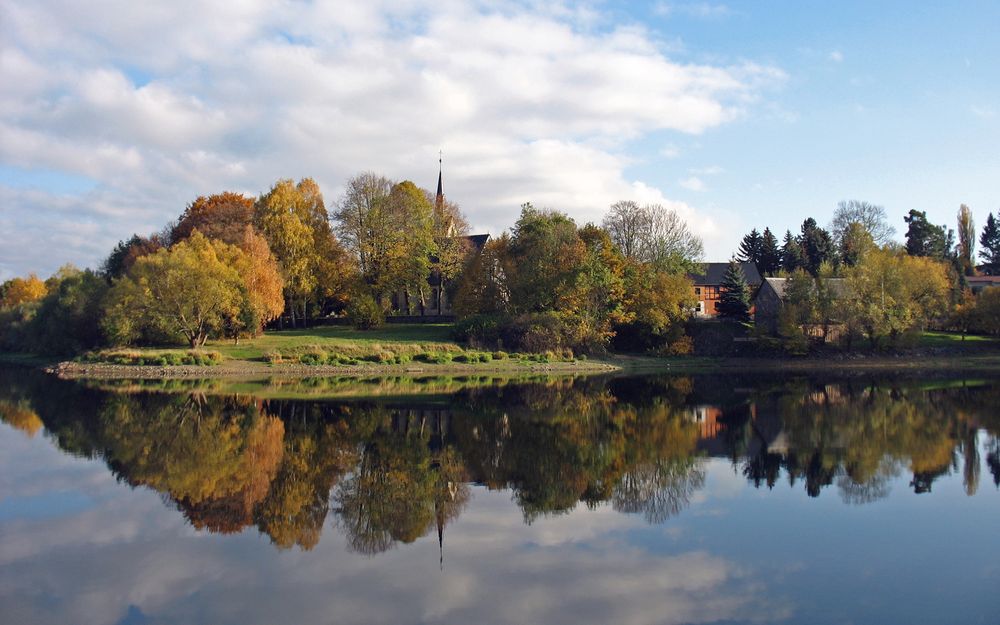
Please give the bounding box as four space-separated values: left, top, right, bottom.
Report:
12 325 1000 381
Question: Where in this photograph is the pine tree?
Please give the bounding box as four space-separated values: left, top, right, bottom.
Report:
759 228 781 276
737 229 763 266
980 212 1000 275
781 230 804 273
717 258 751 322
798 218 835 275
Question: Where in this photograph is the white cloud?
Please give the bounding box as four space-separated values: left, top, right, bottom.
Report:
829 50 844 62
655 2 734 19
0 1 781 276
679 176 706 191
970 105 996 119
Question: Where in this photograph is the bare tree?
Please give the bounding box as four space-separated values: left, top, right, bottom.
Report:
831 200 896 246
602 200 703 272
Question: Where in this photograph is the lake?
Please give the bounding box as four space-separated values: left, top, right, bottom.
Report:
0 366 998 625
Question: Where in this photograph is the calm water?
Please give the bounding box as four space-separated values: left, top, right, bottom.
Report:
1 367 998 625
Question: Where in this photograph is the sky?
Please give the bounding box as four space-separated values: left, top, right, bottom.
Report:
1 0 998 279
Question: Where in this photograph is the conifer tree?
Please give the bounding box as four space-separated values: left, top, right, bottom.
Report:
737 229 763 266
759 228 781 276
716 259 751 322
980 212 1000 275
781 230 805 273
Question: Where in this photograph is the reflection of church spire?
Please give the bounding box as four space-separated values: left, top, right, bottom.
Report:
436 497 444 571
436 150 444 209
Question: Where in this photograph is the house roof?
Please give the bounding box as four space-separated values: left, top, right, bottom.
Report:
466 233 489 250
967 275 1000 286
759 276 850 300
689 262 762 286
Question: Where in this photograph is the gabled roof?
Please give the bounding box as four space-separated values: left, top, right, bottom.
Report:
689 262 762 286
466 233 489 251
759 276 850 299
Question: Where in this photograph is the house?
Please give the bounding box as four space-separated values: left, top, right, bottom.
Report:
688 262 763 318
966 275 1000 295
754 276 849 336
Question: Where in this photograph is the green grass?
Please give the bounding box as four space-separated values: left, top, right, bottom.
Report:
208 324 461 362
919 331 1000 349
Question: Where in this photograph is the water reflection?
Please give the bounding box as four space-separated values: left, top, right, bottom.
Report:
2 370 998 555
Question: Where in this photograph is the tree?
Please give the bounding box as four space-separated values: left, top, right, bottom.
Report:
956 204 976 276
759 228 781 276
843 248 951 347
737 229 763 266
904 209 953 259
978 212 1000 275
254 178 338 326
798 218 835 275
0 274 47 308
29 268 108 354
101 234 164 281
601 201 703 273
716 259 751 322
103 232 249 347
171 192 255 246
838 222 876 267
781 230 805 273
222 227 285 341
831 200 895 246
333 173 436 308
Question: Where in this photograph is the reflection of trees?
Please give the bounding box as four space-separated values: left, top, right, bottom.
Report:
6 364 1000 561
613 458 705 523
334 409 469 556
736 380 1000 499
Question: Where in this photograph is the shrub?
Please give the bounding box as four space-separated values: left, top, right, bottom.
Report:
299 349 328 365
492 350 508 360
347 292 385 330
452 313 505 347
453 353 474 363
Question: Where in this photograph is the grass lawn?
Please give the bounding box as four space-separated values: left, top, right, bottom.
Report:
207 323 461 361
919 330 1000 349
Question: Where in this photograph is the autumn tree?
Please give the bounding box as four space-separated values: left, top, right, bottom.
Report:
843 247 951 347
838 222 876 267
0 273 47 308
334 173 436 310
254 178 346 326
217 227 285 342
171 192 255 246
103 232 250 347
956 204 976 276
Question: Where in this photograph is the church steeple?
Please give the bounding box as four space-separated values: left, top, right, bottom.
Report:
435 150 443 208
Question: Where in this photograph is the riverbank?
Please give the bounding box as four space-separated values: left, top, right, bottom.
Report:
5 325 1000 381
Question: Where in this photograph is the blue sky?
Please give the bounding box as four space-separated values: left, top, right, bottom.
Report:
1 1 998 279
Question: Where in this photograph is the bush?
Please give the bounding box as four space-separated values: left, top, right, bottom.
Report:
492 350 508 360
452 313 505 347
347 292 385 330
299 348 327 365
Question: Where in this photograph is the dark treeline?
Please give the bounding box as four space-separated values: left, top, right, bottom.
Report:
2 369 998 554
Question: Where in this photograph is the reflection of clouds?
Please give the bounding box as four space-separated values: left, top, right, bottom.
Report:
0 452 793 625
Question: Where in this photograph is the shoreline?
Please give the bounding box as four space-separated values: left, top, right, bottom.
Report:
23 350 1000 381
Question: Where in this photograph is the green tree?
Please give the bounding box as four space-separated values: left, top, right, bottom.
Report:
334 173 435 309
904 209 953 259
838 222 876 267
781 229 805 273
29 268 108 354
979 212 1000 274
798 218 835 275
716 259 751 322
737 229 763 266
103 232 248 347
101 234 164 281
759 228 781 276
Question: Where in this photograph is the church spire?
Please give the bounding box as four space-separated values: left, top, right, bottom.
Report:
435 150 443 208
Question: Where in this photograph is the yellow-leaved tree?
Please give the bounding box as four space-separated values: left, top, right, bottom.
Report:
104 232 249 348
